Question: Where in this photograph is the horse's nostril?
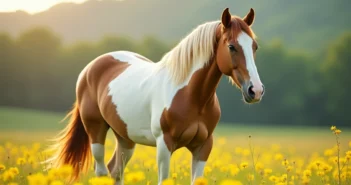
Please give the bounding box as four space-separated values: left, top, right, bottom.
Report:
248 85 255 99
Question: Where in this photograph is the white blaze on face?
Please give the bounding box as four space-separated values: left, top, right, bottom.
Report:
237 32 263 99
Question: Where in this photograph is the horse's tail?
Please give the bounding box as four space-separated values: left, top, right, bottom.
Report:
47 100 91 182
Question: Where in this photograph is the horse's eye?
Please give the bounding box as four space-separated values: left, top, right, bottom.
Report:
228 44 236 52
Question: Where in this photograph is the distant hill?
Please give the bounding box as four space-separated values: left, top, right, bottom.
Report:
0 0 349 50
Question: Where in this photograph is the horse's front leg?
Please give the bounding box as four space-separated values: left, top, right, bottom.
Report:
188 135 213 184
156 135 172 185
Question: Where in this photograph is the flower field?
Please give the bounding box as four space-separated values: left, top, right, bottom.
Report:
0 124 350 185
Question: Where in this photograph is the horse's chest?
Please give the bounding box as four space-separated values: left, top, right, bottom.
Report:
160 108 219 150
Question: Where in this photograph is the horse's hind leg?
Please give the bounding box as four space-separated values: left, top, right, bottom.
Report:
79 94 110 176
107 131 135 185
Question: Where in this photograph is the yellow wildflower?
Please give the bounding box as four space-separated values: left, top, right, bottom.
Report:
0 164 5 171
303 169 311 177
204 166 212 176
346 150 351 157
330 126 336 131
162 178 175 185
27 173 48 185
133 163 140 169
301 177 310 185
312 160 322 169
183 171 190 177
317 171 325 176
322 164 332 172
240 162 248 169
280 174 287 182
8 168 19 176
255 162 264 171
241 149 250 157
7 183 19 185
335 129 341 135
57 165 73 179
50 180 64 185
274 153 284 161
275 183 285 185
282 159 289 166
125 171 145 183
264 168 272 176
194 177 208 185
247 174 255 181
220 166 229 172
16 157 26 165
48 169 60 181
88 176 114 185
229 165 239 176
324 149 334 156
269 175 277 182
172 172 177 179
2 170 15 181
220 179 242 185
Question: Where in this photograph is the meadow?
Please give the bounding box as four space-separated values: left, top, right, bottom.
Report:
0 107 350 185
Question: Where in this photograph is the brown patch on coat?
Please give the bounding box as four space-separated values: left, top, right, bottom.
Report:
77 54 135 148
160 54 222 160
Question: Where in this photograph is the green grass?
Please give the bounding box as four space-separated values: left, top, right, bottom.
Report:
0 106 65 131
0 106 350 151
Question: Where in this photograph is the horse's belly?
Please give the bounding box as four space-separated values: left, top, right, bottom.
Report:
110 101 157 146
127 128 156 146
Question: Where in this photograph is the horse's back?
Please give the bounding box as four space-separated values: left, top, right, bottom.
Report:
77 51 153 97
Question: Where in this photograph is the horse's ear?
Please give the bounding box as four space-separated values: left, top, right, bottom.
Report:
243 8 255 26
221 8 232 28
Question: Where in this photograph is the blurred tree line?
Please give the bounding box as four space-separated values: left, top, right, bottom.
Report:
0 27 350 126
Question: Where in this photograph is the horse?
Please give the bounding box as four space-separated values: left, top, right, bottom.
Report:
48 7 264 185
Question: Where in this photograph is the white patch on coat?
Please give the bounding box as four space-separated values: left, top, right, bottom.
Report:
91 143 108 176
191 161 206 184
107 51 205 146
156 135 171 184
237 32 263 97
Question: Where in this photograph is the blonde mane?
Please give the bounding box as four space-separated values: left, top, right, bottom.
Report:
156 20 221 85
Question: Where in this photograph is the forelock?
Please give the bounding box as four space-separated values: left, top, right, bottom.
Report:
226 16 256 40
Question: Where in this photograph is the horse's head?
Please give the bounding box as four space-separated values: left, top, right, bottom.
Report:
216 8 264 104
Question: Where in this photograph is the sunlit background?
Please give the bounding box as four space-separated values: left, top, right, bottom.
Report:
0 0 87 14
0 0 350 184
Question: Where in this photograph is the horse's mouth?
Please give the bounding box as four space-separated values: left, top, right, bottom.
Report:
242 92 260 104
243 93 252 103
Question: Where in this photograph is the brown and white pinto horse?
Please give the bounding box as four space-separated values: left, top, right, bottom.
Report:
48 8 264 185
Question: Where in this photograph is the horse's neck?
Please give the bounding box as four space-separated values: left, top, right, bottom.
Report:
186 58 222 109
